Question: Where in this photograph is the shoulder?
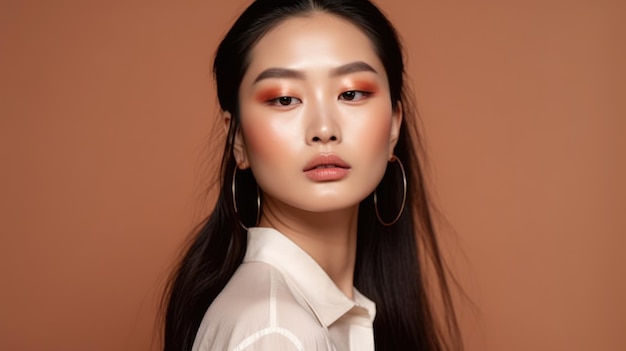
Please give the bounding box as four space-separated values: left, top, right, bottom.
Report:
192 261 332 351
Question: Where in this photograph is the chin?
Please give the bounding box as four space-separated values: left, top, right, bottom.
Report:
288 192 372 214
260 179 381 215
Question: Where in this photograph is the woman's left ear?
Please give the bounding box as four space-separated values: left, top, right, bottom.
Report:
388 102 403 159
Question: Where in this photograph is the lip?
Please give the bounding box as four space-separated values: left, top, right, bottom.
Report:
303 154 351 182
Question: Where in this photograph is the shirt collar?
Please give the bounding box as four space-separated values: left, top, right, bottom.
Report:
244 227 376 327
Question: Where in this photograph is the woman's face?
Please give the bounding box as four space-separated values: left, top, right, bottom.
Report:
234 12 401 215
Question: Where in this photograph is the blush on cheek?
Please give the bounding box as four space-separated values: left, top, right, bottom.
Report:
361 112 395 158
370 129 393 157
241 121 268 155
361 109 394 141
240 116 290 162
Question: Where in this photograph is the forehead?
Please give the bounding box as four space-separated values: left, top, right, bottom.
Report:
245 12 384 75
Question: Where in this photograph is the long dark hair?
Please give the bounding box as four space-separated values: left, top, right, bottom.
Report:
163 0 462 350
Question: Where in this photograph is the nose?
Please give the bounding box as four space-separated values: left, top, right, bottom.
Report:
305 102 341 145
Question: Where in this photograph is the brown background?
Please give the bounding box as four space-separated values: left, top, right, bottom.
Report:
1 0 624 350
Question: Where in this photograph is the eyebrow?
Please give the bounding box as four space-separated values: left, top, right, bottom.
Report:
330 61 378 77
254 68 304 83
253 61 378 84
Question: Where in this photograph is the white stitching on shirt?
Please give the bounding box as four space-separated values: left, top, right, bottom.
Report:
270 268 277 326
231 262 305 351
232 326 305 351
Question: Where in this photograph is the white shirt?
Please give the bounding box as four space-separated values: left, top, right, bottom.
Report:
191 227 376 351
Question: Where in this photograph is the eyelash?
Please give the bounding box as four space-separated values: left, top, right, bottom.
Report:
267 96 302 106
339 90 372 101
266 90 372 107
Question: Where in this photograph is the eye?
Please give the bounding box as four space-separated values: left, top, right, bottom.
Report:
268 96 302 106
339 90 371 101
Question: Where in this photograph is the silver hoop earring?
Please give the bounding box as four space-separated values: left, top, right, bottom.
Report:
374 155 407 226
232 166 260 230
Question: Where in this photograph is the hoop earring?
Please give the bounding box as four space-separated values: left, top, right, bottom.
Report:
374 155 407 226
232 166 260 230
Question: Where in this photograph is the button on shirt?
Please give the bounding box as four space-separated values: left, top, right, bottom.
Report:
191 227 376 351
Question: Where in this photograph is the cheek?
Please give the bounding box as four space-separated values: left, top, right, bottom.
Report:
364 119 392 145
242 121 275 157
347 102 394 154
239 107 299 168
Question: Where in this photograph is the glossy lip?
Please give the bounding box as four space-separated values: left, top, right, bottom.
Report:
303 154 351 182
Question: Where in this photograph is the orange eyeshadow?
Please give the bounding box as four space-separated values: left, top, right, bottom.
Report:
342 79 378 93
255 87 292 102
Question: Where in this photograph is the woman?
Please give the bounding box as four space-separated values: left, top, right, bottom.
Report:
163 0 462 350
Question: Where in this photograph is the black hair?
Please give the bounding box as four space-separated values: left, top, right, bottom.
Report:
163 0 463 350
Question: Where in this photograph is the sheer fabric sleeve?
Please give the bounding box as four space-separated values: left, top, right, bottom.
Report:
191 262 334 351
193 323 333 351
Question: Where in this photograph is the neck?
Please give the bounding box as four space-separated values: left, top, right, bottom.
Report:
258 201 359 299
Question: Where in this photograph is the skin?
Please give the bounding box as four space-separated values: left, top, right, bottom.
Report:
227 12 402 298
